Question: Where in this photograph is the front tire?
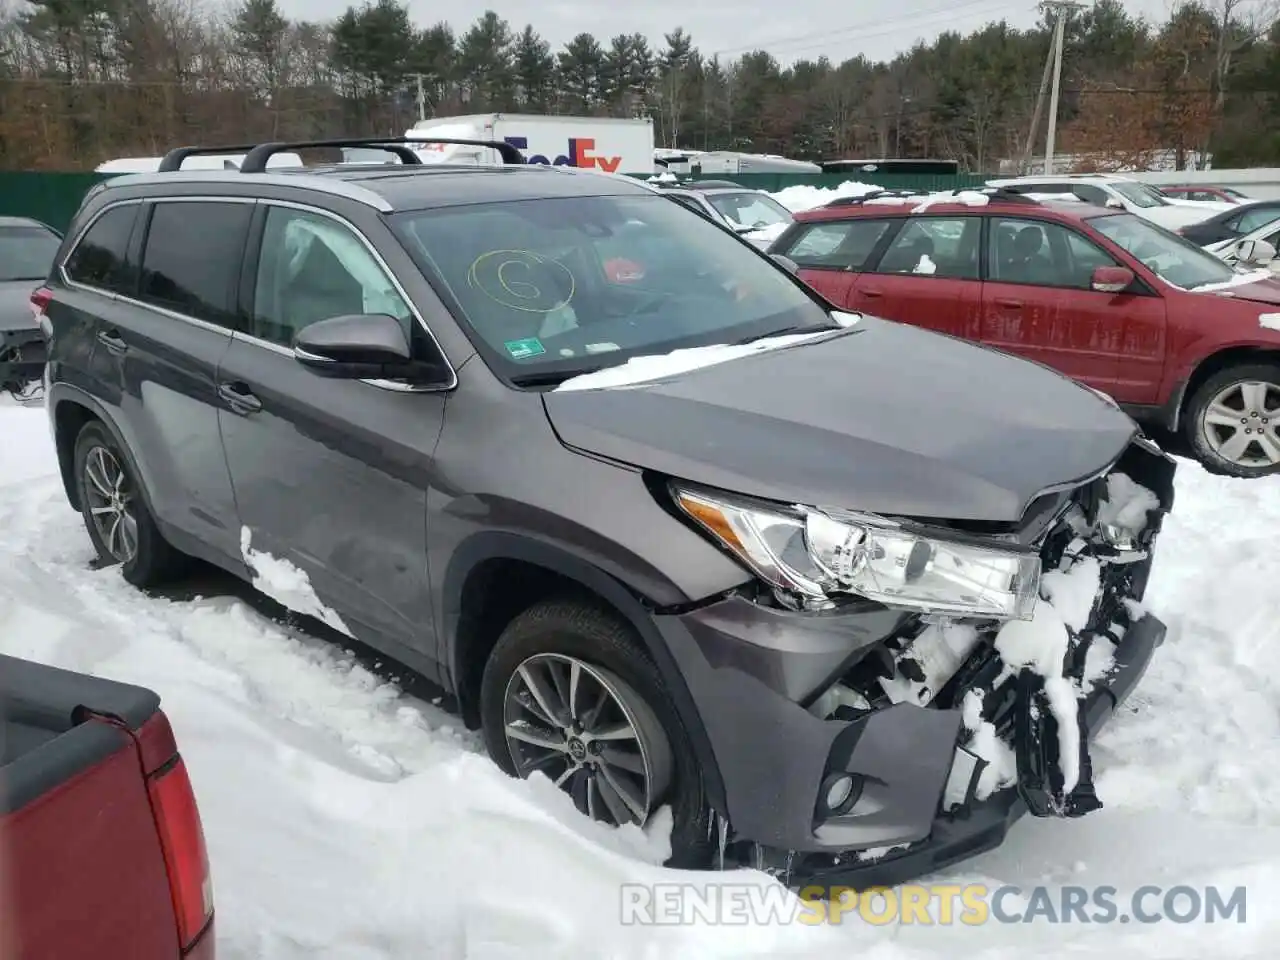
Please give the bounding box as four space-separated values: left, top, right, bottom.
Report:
72 420 186 586
480 598 714 868
1184 364 1280 478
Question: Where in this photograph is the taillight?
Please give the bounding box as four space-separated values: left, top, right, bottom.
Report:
29 286 53 338
148 756 214 949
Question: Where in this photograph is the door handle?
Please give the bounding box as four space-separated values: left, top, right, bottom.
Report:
97 330 128 353
994 298 1024 308
217 381 262 414
860 289 883 298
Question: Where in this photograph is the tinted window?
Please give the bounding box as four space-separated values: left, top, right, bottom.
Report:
1071 184 1110 206
139 201 252 327
251 206 412 347
874 217 980 279
391 194 828 376
781 220 893 269
64 205 138 293
989 218 1120 289
0 224 61 282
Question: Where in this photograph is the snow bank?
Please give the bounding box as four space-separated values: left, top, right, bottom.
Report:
769 180 881 212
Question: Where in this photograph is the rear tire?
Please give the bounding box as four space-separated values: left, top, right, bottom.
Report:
1184 364 1280 478
480 597 714 868
72 420 187 587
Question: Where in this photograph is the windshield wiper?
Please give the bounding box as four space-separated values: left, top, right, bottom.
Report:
736 319 852 345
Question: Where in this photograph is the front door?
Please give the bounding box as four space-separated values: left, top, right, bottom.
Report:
215 202 447 676
981 216 1164 400
847 215 984 338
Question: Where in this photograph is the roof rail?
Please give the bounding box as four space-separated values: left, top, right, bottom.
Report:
157 142 266 172
240 136 524 173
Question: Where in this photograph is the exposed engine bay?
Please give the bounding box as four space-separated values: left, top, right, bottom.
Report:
806 438 1175 822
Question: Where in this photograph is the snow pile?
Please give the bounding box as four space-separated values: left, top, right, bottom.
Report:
769 180 881 212
5 403 1280 957
742 221 792 244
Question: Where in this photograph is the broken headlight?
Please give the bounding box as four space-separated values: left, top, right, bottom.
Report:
672 484 1040 620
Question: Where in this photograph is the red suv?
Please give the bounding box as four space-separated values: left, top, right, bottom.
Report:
769 190 1280 478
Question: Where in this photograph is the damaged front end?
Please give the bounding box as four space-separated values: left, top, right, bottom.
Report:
659 436 1176 887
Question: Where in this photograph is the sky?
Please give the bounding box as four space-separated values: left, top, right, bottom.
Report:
276 0 1182 65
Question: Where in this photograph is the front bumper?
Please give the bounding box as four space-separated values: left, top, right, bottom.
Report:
651 442 1175 885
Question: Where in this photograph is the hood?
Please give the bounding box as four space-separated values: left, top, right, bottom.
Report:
542 316 1137 523
1140 204 1215 230
1199 276 1280 306
0 280 40 333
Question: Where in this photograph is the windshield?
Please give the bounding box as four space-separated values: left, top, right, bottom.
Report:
1109 182 1168 208
1090 213 1238 289
390 193 830 381
1224 187 1248 200
0 225 60 282
706 192 793 231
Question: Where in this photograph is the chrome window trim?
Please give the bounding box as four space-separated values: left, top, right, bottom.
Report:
58 194 456 394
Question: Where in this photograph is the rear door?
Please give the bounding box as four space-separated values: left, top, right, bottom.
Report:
772 217 897 306
980 215 1165 399
65 197 247 561
846 215 983 338
215 200 445 673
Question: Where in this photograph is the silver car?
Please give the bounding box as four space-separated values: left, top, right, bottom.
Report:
656 180 795 248
1 216 61 394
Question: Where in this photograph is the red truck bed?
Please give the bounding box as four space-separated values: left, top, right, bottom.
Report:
0 654 215 959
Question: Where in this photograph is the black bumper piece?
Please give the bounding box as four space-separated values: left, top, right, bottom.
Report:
789 610 1166 891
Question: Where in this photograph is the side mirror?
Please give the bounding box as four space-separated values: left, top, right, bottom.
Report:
771 254 800 274
1105 197 1125 209
293 313 429 380
1091 265 1135 294
1234 238 1276 265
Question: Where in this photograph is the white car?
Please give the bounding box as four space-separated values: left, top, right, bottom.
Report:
986 174 1231 231
1206 217 1280 273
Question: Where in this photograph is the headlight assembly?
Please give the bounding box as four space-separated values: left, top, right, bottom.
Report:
672 484 1040 621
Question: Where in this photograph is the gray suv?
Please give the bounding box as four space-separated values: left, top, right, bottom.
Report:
39 137 1176 889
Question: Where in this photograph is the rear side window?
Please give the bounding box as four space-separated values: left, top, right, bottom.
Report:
873 217 980 279
64 205 139 293
1235 206 1280 233
139 201 252 328
780 219 893 269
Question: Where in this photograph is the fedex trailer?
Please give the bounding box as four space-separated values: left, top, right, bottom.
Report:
406 114 655 175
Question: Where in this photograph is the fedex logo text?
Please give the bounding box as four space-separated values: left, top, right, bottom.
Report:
503 137 623 172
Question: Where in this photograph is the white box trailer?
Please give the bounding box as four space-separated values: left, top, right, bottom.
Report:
406 114 655 175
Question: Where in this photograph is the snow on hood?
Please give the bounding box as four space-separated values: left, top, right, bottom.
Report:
553 317 859 393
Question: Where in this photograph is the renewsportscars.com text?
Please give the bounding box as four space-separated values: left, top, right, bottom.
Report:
619 883 1247 926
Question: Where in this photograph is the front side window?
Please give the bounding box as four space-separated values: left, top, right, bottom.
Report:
873 217 979 279
250 207 412 347
0 223 61 282
1090 212 1237 289
391 193 829 379
64 205 139 293
779 219 893 270
139 201 253 327
988 217 1120 289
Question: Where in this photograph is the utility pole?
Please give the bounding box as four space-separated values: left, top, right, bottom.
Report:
1041 0 1086 175
414 74 427 123
1019 37 1055 173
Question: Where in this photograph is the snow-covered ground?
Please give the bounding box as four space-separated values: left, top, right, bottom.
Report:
3 396 1279 959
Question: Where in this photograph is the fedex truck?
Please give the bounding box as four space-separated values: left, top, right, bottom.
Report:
405 114 655 175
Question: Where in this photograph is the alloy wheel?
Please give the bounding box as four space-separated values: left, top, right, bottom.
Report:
83 445 139 563
1200 380 1280 469
501 652 673 827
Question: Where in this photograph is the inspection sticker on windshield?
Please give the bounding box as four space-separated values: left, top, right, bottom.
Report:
504 337 546 359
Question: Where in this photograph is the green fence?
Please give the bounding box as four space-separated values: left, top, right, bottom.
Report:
0 172 110 233
0 169 992 233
